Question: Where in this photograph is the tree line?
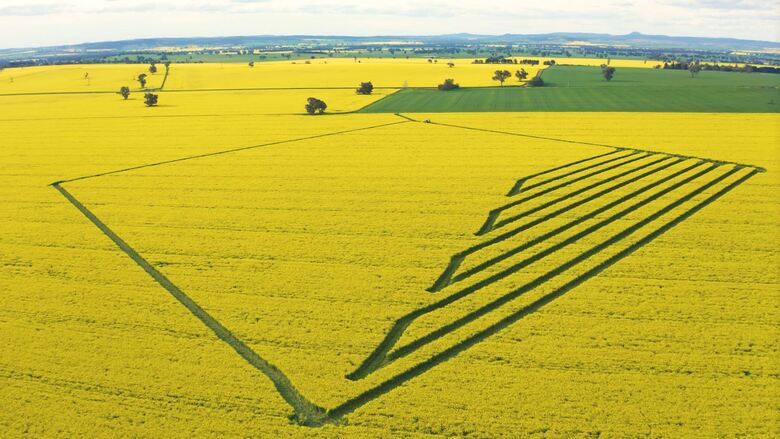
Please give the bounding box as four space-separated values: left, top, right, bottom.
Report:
473 56 557 66
662 61 780 74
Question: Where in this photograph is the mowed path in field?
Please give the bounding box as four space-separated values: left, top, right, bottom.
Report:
0 64 778 437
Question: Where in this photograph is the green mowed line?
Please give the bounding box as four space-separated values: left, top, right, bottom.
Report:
359 65 780 113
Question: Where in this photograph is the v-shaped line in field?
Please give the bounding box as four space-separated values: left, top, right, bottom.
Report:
50 118 764 426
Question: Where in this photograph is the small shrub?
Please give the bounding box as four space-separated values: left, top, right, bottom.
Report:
119 86 130 100
437 78 460 91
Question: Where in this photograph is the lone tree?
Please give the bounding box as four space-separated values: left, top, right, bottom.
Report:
601 64 616 81
248 61 255 67
492 69 511 86
356 81 374 95
149 63 157 74
119 86 130 100
144 92 158 107
137 73 147 88
447 62 455 68
437 78 460 91
515 68 528 81
305 97 327 114
164 61 171 70
688 61 702 77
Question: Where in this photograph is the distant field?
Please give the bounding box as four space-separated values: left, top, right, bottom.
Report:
0 59 544 93
360 66 780 113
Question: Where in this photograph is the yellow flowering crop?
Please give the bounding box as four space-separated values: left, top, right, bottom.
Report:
0 63 777 437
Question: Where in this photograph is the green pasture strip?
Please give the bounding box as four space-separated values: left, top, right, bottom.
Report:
360 66 780 113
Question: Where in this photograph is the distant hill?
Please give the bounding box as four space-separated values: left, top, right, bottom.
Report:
1 32 778 62
415 32 780 50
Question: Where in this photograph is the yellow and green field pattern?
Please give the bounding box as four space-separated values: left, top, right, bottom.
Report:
0 64 777 437
0 98 780 437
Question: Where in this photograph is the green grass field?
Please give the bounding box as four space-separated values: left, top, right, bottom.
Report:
359 66 780 113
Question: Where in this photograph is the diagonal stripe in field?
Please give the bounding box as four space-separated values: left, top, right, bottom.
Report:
50 118 764 426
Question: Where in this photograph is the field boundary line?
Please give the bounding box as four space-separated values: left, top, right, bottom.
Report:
153 64 171 91
51 182 330 426
393 113 419 122
0 86 407 97
0 90 116 97
52 120 409 184
424 120 766 171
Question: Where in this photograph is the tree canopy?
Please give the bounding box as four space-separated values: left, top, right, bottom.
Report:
492 70 512 86
601 65 616 81
356 81 374 95
305 97 327 114
144 92 158 107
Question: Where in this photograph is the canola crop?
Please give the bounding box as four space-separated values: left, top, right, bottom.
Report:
0 62 777 437
0 58 544 93
0 63 164 93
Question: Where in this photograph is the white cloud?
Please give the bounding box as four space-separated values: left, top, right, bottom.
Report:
0 0 776 48
0 3 68 16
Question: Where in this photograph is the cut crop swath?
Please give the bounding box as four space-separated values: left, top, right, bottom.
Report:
50 117 764 426
347 141 762 381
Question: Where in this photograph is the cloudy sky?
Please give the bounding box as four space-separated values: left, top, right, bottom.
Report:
0 0 777 48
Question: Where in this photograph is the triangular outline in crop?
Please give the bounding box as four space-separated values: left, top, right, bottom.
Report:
50 117 764 426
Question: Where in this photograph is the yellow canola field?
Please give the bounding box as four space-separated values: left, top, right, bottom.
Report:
0 57 667 95
0 63 164 93
0 78 778 438
160 58 544 89
65 121 612 409
0 110 402 437
421 112 780 169
0 88 394 119
0 58 544 93
545 57 665 68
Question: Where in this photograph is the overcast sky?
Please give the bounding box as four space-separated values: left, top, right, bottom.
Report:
0 0 777 49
